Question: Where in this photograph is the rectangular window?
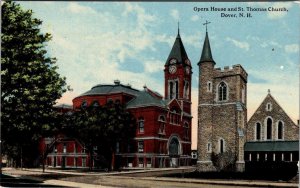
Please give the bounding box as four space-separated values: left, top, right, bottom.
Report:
139 158 144 167
63 143 67 153
207 143 212 153
138 141 144 153
82 157 86 167
116 142 120 153
146 158 152 168
139 120 144 133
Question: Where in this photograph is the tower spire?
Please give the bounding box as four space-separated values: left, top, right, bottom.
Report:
198 21 215 65
178 21 180 35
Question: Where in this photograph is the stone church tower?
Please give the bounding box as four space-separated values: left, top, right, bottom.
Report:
197 30 248 172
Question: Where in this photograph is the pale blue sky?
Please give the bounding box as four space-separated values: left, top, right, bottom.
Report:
18 1 300 148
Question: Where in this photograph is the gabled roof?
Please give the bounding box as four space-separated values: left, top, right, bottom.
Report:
165 31 190 66
245 141 299 152
248 92 297 126
167 98 182 112
198 32 215 65
126 88 166 109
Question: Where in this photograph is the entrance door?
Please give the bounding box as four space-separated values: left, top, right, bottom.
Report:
170 157 178 167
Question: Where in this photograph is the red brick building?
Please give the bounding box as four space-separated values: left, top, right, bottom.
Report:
44 30 192 168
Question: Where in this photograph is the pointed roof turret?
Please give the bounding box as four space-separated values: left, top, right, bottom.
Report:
165 26 190 66
198 31 215 65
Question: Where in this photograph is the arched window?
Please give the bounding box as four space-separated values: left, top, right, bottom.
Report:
169 137 180 156
218 82 227 101
138 117 144 133
92 101 99 107
256 123 261 140
266 103 272 111
169 82 174 99
207 81 212 92
219 139 225 153
267 118 272 140
277 121 284 140
81 100 87 108
158 116 166 134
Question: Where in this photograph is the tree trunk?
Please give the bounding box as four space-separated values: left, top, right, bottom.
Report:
111 150 115 171
42 159 45 172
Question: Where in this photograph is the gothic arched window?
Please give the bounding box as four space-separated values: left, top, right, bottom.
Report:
169 137 179 156
218 82 227 101
256 122 261 140
278 121 284 140
267 118 272 140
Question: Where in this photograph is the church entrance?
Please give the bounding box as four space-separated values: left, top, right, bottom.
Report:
168 137 180 167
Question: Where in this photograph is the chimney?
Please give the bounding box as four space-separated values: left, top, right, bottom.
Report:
114 80 120 85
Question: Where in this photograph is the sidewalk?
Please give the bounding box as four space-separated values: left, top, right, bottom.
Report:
142 177 299 188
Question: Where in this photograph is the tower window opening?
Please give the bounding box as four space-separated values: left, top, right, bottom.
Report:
169 82 174 99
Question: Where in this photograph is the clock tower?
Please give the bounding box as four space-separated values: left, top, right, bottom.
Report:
164 27 192 114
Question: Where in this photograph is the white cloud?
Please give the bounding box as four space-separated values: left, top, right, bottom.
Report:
191 15 199 22
144 60 164 73
182 32 202 48
66 2 97 14
170 9 179 20
226 37 250 51
267 2 293 19
50 3 160 105
285 44 300 53
156 34 174 47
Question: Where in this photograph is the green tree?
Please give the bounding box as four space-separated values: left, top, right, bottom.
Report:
1 2 68 167
63 101 136 171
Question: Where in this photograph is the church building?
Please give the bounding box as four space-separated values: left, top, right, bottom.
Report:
245 91 299 164
197 29 248 172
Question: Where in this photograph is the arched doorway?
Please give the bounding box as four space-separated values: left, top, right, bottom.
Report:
168 136 180 167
